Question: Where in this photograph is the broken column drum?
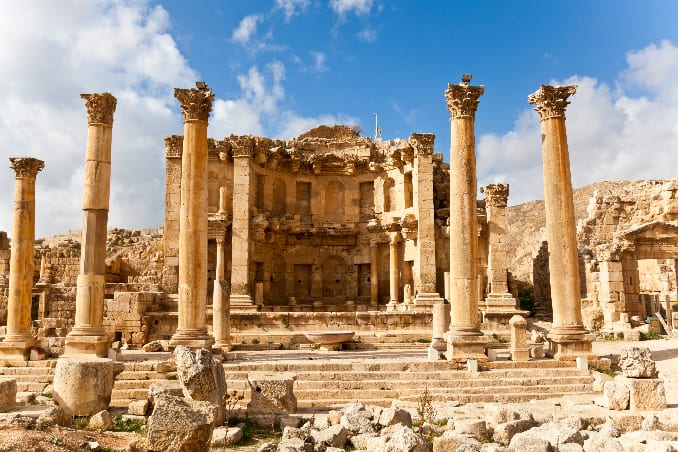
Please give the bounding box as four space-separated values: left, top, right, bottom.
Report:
444 81 487 362
0 157 44 361
170 86 215 350
64 93 116 358
528 84 593 360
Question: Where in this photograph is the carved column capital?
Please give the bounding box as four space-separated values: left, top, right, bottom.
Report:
174 87 214 122
410 133 435 155
81 93 117 126
445 83 484 119
481 183 510 208
527 84 577 121
164 135 184 158
231 136 255 158
9 157 44 179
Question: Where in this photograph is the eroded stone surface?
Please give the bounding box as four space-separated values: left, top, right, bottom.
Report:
146 394 217 452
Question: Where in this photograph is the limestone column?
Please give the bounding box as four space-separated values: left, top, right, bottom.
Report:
528 84 593 360
64 93 116 358
169 86 215 349
229 137 257 311
480 183 528 333
0 157 44 361
369 241 379 307
386 226 401 310
212 235 231 351
411 133 444 307
444 80 487 362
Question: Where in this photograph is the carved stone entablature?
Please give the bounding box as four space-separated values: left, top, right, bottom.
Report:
445 83 484 119
527 84 577 121
164 135 183 159
366 218 382 234
401 214 418 240
174 87 214 122
481 183 510 208
208 218 228 241
215 140 232 161
231 135 255 158
596 243 622 262
9 157 44 178
385 221 402 234
81 93 117 126
410 133 435 155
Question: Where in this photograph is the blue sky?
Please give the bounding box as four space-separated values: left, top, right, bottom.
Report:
0 0 677 237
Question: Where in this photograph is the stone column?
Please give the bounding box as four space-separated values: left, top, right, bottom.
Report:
229 137 257 311
212 235 231 351
218 186 227 216
0 157 44 361
411 133 444 307
444 80 487 362
528 84 593 360
64 93 116 358
169 86 215 350
386 226 401 310
370 241 379 307
480 183 528 334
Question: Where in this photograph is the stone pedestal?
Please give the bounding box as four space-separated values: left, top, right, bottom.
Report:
170 86 216 350
53 357 124 416
528 85 593 361
444 80 487 363
65 93 116 357
0 157 44 361
509 315 529 361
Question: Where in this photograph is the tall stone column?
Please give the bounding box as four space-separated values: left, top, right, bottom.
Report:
444 80 487 362
169 86 215 350
229 137 257 311
0 157 44 361
64 93 116 358
480 183 528 334
386 226 401 310
411 133 444 307
212 235 231 351
369 241 379 307
528 84 593 360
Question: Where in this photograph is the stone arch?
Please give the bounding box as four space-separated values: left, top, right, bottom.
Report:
383 177 396 212
322 255 347 300
272 178 286 217
324 180 345 215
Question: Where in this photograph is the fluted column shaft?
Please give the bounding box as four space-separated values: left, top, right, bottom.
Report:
3 158 44 354
170 87 215 349
65 93 116 358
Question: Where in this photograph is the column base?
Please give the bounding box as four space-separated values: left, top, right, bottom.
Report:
213 340 232 353
414 293 444 308
229 294 259 312
445 333 488 363
546 328 595 361
481 309 530 336
169 328 215 350
385 301 400 312
64 330 111 358
0 335 36 361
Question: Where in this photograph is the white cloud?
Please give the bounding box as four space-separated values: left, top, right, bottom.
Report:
0 0 196 238
357 27 377 42
274 0 311 21
330 0 373 16
311 51 328 72
231 14 262 44
477 41 678 206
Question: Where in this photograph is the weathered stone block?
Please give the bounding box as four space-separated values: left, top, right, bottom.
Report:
247 372 297 415
0 379 16 412
147 394 217 452
53 357 124 416
616 376 667 411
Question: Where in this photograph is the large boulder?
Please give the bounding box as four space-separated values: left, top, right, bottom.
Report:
0 379 16 412
433 431 481 452
378 405 413 428
52 357 124 416
340 404 376 434
174 346 225 425
311 424 349 449
509 417 584 450
147 394 217 452
618 347 657 378
615 376 667 411
601 381 630 410
492 419 537 445
372 423 429 452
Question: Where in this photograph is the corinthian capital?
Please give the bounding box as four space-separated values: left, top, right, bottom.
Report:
164 135 183 158
9 157 44 179
445 83 484 119
410 133 435 155
527 84 577 121
481 183 509 208
174 87 214 122
81 93 117 126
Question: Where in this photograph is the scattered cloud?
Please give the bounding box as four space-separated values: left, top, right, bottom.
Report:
311 51 328 72
357 27 377 42
231 14 263 44
274 0 311 21
330 0 373 16
0 0 196 238
477 41 678 206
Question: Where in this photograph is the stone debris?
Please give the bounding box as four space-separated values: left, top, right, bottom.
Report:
0 379 16 412
87 409 113 430
174 346 226 425
146 394 217 452
211 425 244 447
247 372 297 415
600 380 630 411
618 346 658 378
36 406 70 427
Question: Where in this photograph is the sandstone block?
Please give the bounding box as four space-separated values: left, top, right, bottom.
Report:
454 418 489 441
88 410 113 430
492 419 537 445
311 424 349 448
128 399 149 416
147 394 217 452
37 406 70 427
340 409 375 434
247 372 297 415
53 357 124 416
433 431 481 452
618 346 657 378
175 346 225 424
0 379 16 412
148 381 184 405
508 435 551 452
616 377 667 411
377 423 429 452
212 426 243 446
378 405 412 428
602 381 630 411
